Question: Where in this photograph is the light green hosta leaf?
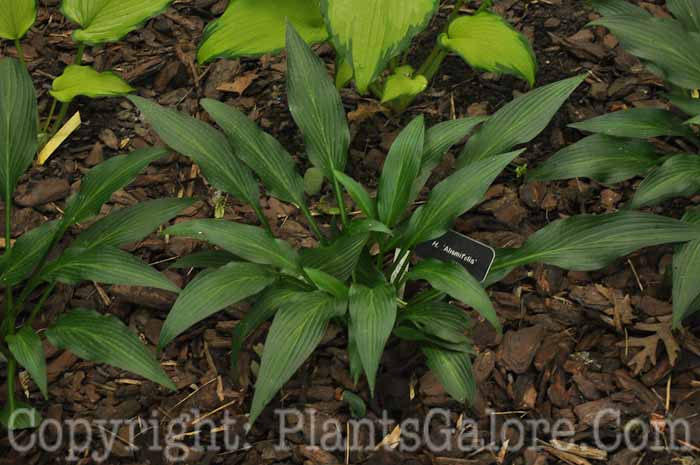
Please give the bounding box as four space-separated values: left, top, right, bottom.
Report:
668 0 700 33
459 74 585 167
492 212 700 275
0 401 41 430
334 170 377 219
673 208 700 327
159 262 275 350
423 345 475 404
687 114 700 125
7 327 47 399
41 246 179 292
201 99 305 206
165 219 300 272
589 0 650 17
129 96 260 209
322 0 438 94
197 0 327 63
303 167 324 195
305 267 349 299
0 0 36 39
0 58 37 202
377 115 425 226
630 155 700 209
0 221 59 286
590 15 700 90
408 259 499 332
527 134 660 185
45 308 175 389
61 0 173 44
286 24 349 181
335 56 353 89
50 65 133 103
73 198 194 249
569 108 695 139
381 65 428 104
250 291 346 424
61 147 168 226
440 11 536 86
348 284 396 393
402 150 523 248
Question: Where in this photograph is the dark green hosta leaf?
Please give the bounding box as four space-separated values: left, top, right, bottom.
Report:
629 155 700 209
666 87 700 117
45 308 175 390
73 198 194 249
569 108 695 139
300 220 384 280
423 345 475 404
159 262 275 350
668 0 700 33
60 0 172 44
589 0 650 17
321 0 438 94
348 283 396 393
286 24 349 180
492 211 700 275
394 325 472 353
129 96 260 208
458 74 586 166
590 15 700 90
201 99 305 205
398 301 471 345
303 167 324 196
62 147 168 226
196 0 327 63
408 260 500 332
305 267 349 299
377 115 425 226
673 208 700 327
41 246 179 292
333 170 376 219
230 285 308 371
0 221 59 286
165 219 300 272
410 116 488 202
439 11 536 85
401 150 523 248
50 65 134 103
7 327 47 399
250 291 347 424
0 58 37 202
527 134 660 185
0 0 36 39
341 390 366 418
168 250 237 270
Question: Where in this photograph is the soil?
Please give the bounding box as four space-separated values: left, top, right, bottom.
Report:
1 0 699 464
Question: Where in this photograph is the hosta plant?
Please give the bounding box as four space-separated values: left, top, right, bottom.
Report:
1 0 172 142
196 0 537 110
130 24 700 424
527 0 700 326
0 58 187 430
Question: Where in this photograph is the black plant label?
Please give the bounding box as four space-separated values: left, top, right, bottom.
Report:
415 230 495 282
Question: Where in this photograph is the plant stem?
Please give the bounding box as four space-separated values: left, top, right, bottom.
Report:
252 204 273 236
6 357 17 414
331 175 348 228
14 39 26 69
3 193 13 338
387 249 411 281
300 204 326 244
25 282 56 327
49 42 86 136
43 99 57 134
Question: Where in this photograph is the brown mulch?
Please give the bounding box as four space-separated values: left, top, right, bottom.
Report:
1 0 699 464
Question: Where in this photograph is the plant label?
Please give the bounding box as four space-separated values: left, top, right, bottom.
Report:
415 230 495 282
